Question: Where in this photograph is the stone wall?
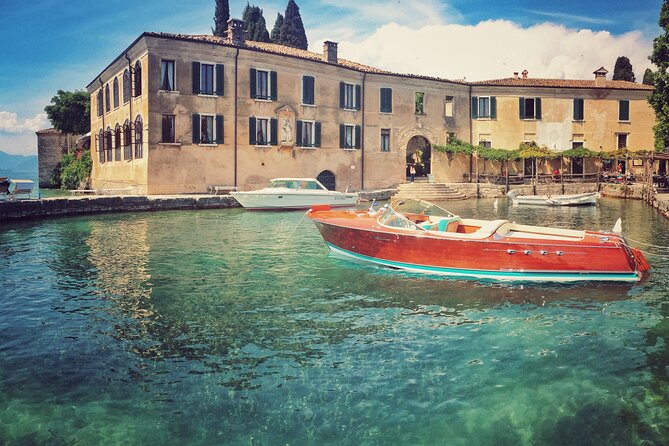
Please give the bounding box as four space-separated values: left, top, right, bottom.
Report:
37 130 82 188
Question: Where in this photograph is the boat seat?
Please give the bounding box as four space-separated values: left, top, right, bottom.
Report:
433 216 461 232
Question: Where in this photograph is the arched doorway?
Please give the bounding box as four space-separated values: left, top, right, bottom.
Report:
406 136 431 180
317 170 336 190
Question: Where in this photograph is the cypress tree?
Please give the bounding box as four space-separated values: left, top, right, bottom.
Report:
649 0 669 150
643 68 655 86
242 3 270 42
271 13 284 43
212 0 230 37
279 0 308 50
612 56 636 82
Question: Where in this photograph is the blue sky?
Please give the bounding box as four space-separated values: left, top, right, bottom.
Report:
0 0 664 156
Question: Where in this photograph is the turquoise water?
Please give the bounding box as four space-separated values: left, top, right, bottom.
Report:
0 198 668 445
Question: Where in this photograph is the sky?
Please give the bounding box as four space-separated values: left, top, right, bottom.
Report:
0 0 664 156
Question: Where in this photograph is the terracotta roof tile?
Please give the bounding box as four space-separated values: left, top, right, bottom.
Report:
471 77 653 91
35 128 62 134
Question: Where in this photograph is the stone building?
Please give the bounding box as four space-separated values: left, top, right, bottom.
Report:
86 19 655 194
36 128 80 187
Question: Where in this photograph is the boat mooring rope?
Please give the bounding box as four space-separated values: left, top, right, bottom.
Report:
286 210 309 240
625 237 669 250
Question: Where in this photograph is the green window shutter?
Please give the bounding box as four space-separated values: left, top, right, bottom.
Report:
340 82 345 108
339 124 345 148
270 71 277 101
309 76 315 105
355 125 361 149
573 99 580 120
490 96 497 119
248 117 256 144
192 62 201 94
579 99 585 120
302 77 308 103
250 68 256 99
380 88 392 113
216 115 224 144
355 85 361 111
270 118 278 145
296 120 302 145
471 96 478 119
535 98 542 120
387 88 392 113
519 97 526 119
315 122 321 147
215 64 224 96
192 114 200 144
619 100 629 121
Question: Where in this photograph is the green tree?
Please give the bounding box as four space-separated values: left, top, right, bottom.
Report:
271 13 284 43
44 90 90 135
212 0 230 37
649 0 669 150
279 0 308 50
242 3 270 42
612 56 636 82
56 151 92 190
643 68 655 85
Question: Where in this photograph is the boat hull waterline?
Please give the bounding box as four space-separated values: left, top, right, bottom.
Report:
509 192 599 206
308 202 649 283
231 192 358 210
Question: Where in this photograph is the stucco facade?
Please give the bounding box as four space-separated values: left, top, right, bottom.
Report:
87 21 655 194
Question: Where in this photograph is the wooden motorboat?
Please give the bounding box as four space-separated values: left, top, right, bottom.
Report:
508 191 599 206
307 199 649 282
231 178 358 210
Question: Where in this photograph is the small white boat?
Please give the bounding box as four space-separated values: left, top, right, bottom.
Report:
231 178 359 210
508 191 599 206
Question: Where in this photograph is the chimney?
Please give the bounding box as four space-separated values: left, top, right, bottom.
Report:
323 41 338 64
593 66 608 87
521 70 528 79
513 72 519 79
227 18 245 46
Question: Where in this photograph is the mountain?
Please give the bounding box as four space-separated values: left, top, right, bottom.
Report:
0 151 38 172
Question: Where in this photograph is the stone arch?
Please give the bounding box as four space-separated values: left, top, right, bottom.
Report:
397 126 443 179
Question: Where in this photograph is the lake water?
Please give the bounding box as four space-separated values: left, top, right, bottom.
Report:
0 198 668 445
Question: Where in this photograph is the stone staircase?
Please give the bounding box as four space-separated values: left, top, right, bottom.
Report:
392 182 468 201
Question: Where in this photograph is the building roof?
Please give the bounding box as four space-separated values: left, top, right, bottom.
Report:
470 77 653 91
35 128 62 135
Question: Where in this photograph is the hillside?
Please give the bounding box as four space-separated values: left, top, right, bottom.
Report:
0 151 38 172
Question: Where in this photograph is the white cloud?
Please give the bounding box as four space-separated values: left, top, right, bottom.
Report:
333 20 653 82
0 133 37 156
0 111 50 134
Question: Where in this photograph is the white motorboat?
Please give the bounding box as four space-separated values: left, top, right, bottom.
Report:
508 191 599 206
231 178 359 210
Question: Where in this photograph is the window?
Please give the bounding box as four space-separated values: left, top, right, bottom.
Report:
192 62 224 96
161 60 175 91
619 100 630 121
123 69 131 103
162 115 176 143
415 92 425 115
573 98 584 121
256 118 269 145
114 124 121 161
617 133 628 149
296 120 321 147
519 97 542 119
339 124 360 149
250 69 276 100
105 127 112 161
381 129 390 152
96 90 103 117
200 115 214 144
200 63 214 95
380 88 392 113
572 141 584 149
302 75 315 105
98 129 105 163
123 120 132 160
105 85 110 113
248 117 276 145
193 114 224 144
444 96 454 117
478 139 492 149
134 115 143 158
133 61 142 97
471 96 496 119
113 78 119 109
340 82 360 110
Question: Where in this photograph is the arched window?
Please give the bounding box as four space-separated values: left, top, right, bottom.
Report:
114 124 121 161
123 119 132 160
113 78 119 108
316 170 336 191
134 115 143 159
134 61 142 97
97 90 103 117
105 126 112 162
98 129 105 163
105 85 110 113
123 69 131 103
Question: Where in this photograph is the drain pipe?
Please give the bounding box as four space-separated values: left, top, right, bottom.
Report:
124 53 133 128
469 84 473 183
98 77 105 161
234 48 239 187
361 72 366 190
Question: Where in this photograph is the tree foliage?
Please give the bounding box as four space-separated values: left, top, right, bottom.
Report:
242 3 270 42
271 13 283 43
612 56 636 82
649 0 669 150
44 90 90 135
643 68 655 85
55 151 92 190
278 0 308 50
212 0 230 37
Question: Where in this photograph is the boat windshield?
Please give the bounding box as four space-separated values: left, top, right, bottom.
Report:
268 179 324 190
391 199 456 218
377 205 424 230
